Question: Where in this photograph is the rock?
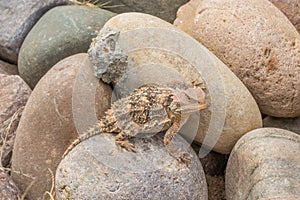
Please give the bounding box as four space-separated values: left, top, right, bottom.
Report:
0 60 18 75
0 74 31 125
263 116 300 134
0 0 70 64
226 128 300 199
0 169 21 200
174 0 300 117
76 0 189 23
88 13 262 154
56 132 208 199
192 143 228 176
206 175 225 200
0 107 24 168
11 54 112 200
18 5 116 88
269 0 300 32
0 75 30 167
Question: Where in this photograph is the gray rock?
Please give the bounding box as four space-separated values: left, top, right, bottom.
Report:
56 132 208 199
226 128 300 200
0 169 21 200
263 116 300 134
73 0 189 23
18 5 116 88
0 0 70 64
11 54 112 200
0 60 18 75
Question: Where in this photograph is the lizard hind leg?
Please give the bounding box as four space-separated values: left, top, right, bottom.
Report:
164 121 192 167
115 131 136 152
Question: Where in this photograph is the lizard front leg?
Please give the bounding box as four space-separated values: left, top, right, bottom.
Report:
115 130 136 152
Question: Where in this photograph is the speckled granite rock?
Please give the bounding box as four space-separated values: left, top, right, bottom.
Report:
18 5 116 88
0 60 18 75
11 54 112 200
0 74 30 166
0 0 70 64
269 0 300 32
0 169 21 200
226 128 300 199
56 132 208 199
0 74 31 124
263 116 300 134
174 0 300 117
88 13 262 154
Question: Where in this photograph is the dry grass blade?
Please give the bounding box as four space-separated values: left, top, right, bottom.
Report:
0 106 24 167
43 168 56 200
69 0 124 8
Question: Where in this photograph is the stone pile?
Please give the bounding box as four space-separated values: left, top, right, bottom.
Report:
0 0 299 199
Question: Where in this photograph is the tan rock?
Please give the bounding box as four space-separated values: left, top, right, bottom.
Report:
174 0 300 117
226 128 300 199
269 0 300 32
88 13 262 154
11 54 112 200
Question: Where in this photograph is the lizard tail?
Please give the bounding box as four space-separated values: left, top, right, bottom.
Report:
62 124 102 158
62 138 81 158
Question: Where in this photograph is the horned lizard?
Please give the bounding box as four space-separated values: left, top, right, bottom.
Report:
63 84 207 165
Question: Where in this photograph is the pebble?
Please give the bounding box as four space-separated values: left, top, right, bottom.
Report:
88 12 262 154
226 128 300 199
174 0 300 117
0 0 70 64
18 5 116 88
11 54 112 200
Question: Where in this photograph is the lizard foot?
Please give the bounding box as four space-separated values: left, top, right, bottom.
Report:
177 152 192 168
115 140 136 152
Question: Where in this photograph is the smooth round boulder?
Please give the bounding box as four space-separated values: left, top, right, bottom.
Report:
226 128 300 199
56 132 208 199
88 12 262 154
11 54 112 200
269 0 300 32
0 0 70 64
18 5 116 88
263 116 300 134
174 0 300 117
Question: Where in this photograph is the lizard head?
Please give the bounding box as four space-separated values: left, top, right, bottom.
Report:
169 87 207 114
